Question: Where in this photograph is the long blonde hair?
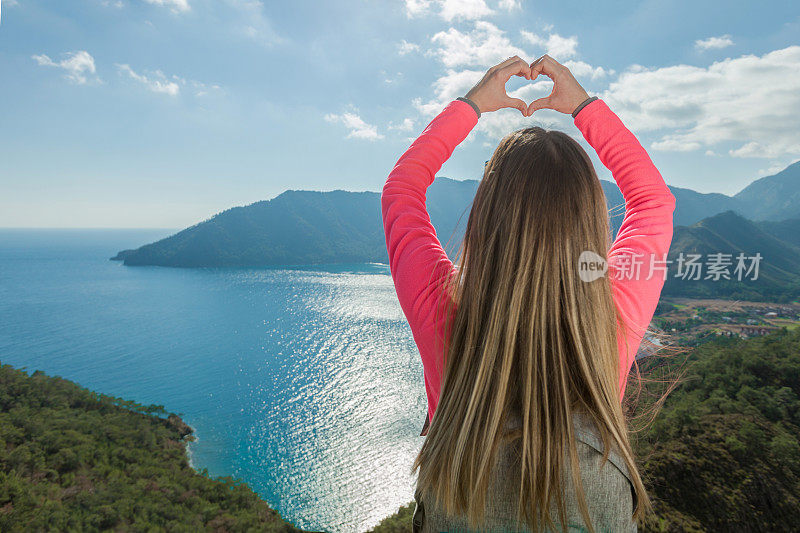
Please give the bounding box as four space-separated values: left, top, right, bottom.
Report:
412 126 654 532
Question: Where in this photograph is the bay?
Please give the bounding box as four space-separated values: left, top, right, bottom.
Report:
0 228 427 532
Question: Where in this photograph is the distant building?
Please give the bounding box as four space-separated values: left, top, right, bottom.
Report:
765 312 778 317
737 325 777 337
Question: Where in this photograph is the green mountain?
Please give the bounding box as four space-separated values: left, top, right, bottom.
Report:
111 178 481 267
662 210 800 301
600 161 800 225
112 163 799 269
371 327 800 532
670 185 746 226
757 216 800 249
113 189 387 267
0 363 306 532
734 160 800 221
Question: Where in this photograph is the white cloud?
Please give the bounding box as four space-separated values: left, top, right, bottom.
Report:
603 46 800 159
143 0 190 13
325 111 384 140
404 0 432 17
404 0 493 21
413 69 483 116
695 34 734 51
398 40 421 56
758 160 797 177
402 14 797 175
651 139 702 152
498 0 520 11
429 21 527 68
389 118 416 132
32 51 98 84
520 30 578 59
116 64 180 95
728 142 765 158
440 0 493 21
563 60 612 79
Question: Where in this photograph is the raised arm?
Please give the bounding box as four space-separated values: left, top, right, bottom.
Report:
528 54 676 401
575 99 675 400
382 56 532 332
381 99 476 336
382 56 533 425
381 98 478 427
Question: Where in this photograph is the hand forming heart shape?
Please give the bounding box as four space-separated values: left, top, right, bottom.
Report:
464 54 591 118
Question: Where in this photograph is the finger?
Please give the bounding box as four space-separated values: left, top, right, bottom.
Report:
503 97 528 116
530 54 560 81
529 57 545 81
497 58 531 81
543 54 564 69
493 55 524 72
527 96 551 115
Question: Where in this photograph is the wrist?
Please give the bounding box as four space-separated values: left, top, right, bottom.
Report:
571 96 598 118
457 95 482 118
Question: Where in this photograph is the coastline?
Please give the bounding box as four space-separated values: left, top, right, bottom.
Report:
183 419 198 470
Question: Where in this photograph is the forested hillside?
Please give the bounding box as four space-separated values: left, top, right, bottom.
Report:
371 327 800 532
0 363 305 532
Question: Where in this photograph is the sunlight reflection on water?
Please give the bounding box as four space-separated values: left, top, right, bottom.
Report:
0 232 427 533
225 267 426 532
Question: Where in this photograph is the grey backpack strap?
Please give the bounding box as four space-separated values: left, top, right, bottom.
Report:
573 427 632 479
572 411 638 516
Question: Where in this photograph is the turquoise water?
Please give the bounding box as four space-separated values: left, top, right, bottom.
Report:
0 229 427 532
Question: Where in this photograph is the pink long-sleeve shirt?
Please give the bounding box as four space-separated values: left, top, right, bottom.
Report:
381 98 676 428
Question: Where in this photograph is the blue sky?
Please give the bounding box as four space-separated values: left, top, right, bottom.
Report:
1 0 799 227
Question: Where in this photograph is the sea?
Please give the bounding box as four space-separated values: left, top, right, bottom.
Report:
0 228 428 533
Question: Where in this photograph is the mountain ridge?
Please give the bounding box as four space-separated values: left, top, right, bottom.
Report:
112 162 800 272
663 210 800 301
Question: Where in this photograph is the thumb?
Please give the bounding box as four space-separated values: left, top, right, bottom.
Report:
504 97 528 116
527 96 551 115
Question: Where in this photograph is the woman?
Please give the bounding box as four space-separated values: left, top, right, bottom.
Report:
380 54 675 532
